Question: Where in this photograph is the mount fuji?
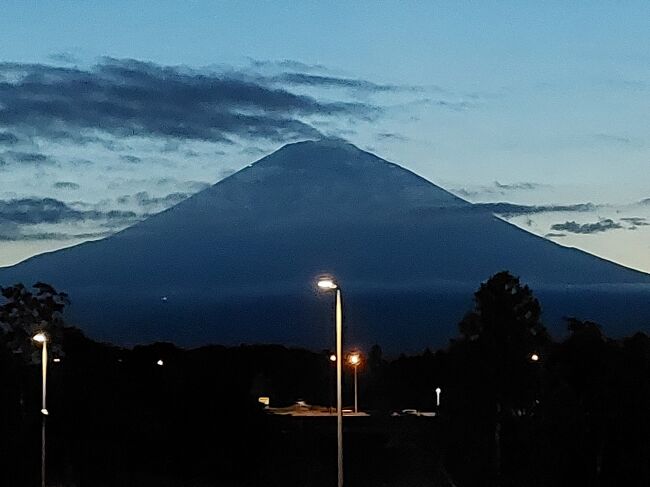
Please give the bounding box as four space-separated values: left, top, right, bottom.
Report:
1 140 649 350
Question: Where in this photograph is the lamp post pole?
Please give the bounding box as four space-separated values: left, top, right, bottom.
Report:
353 363 358 414
33 333 49 487
347 352 361 414
335 287 343 487
318 278 344 487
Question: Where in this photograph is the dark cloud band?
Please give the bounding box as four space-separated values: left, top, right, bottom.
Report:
0 58 379 147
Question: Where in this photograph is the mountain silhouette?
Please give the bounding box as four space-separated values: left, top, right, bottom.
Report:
1 139 649 349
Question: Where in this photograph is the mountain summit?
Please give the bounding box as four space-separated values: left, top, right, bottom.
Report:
1 140 649 348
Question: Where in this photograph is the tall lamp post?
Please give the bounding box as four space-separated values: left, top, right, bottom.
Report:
33 332 48 487
347 352 361 414
317 277 344 487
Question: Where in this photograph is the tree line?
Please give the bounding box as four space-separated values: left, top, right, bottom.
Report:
1 272 649 486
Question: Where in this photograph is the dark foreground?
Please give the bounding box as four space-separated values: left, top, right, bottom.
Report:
1 326 649 487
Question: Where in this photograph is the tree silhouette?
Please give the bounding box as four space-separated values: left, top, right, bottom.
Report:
0 282 68 363
456 271 549 484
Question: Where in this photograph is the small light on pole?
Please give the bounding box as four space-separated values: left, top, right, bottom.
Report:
156 359 164 366
317 279 338 290
435 387 441 408
33 333 47 343
347 352 362 413
329 354 337 362
530 353 539 362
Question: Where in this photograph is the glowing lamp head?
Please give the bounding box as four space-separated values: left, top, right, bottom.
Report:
530 353 540 362
317 279 337 290
33 333 47 343
156 359 164 366
53 358 61 363
41 408 49 416
329 354 337 362
435 387 441 394
348 353 361 366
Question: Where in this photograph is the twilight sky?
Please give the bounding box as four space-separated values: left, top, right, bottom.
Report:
0 1 649 272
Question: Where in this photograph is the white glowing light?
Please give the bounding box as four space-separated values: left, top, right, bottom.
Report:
33 333 47 343
329 354 337 362
317 279 337 290
157 359 164 366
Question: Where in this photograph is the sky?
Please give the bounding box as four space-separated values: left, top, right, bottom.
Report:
0 1 649 272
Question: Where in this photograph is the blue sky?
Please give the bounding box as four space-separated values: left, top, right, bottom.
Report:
0 1 649 271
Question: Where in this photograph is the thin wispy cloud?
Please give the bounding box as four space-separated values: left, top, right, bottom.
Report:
592 133 632 145
621 217 649 227
550 219 623 235
268 72 416 93
46 51 81 65
494 181 541 191
0 198 138 225
473 202 596 217
376 132 408 142
116 191 190 210
53 182 80 190
454 181 544 199
0 151 55 166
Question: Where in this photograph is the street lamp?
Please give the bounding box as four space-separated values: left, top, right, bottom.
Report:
33 332 48 487
435 387 441 408
317 277 344 487
347 352 361 414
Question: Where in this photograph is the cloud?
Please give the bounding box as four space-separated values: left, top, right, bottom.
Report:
53 181 80 190
0 151 54 165
247 58 329 73
620 217 649 226
592 133 632 145
0 230 112 242
474 202 597 217
430 99 473 111
47 52 81 65
376 132 408 142
494 181 541 191
120 155 142 164
269 73 411 93
550 219 622 235
116 191 189 209
0 198 139 225
0 132 19 145
0 58 379 146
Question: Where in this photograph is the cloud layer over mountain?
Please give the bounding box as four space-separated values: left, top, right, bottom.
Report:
0 58 381 147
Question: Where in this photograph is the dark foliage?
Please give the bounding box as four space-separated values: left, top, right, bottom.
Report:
0 275 649 486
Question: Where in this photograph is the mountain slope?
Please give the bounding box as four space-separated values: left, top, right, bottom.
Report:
1 140 649 348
